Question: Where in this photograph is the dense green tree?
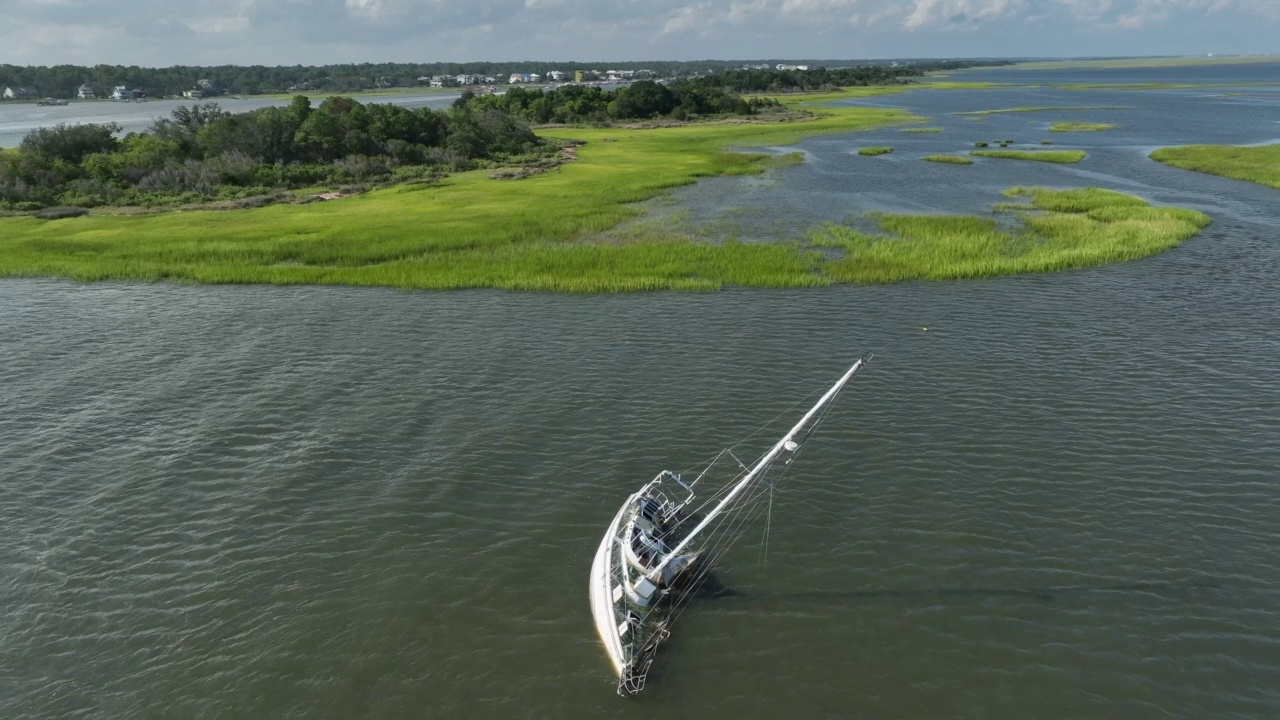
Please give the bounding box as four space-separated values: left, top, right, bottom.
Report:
611 81 676 119
1 96 555 210
20 123 121 164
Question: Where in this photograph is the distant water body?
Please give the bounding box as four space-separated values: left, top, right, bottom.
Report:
2 64 1278 718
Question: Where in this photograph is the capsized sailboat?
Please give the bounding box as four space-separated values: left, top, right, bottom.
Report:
589 358 870 695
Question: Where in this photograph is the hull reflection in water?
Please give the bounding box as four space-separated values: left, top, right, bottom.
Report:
589 358 870 695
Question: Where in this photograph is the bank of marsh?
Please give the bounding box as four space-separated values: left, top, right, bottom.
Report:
0 100 913 292
1150 144 1280 190
971 149 1086 163
902 127 943 133
922 155 974 164
813 187 1210 284
857 147 894 156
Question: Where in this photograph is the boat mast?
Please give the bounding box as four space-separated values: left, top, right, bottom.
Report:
647 357 868 581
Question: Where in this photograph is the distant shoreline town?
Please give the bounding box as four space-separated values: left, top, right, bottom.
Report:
0 58 999 102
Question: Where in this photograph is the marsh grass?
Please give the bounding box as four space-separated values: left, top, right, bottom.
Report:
1049 122 1115 132
812 187 1210 284
902 127 944 133
922 155 974 164
857 147 894 156
971 149 1086 163
1150 144 1280 190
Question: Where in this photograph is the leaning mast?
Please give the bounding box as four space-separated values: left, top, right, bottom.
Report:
647 357 868 582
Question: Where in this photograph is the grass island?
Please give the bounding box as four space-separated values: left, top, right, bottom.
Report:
971 149 1087 163
813 187 1210 284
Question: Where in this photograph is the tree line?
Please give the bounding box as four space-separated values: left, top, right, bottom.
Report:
0 97 550 211
679 63 951 93
458 81 785 124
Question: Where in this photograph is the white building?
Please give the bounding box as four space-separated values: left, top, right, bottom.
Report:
182 89 204 99
548 70 567 82
77 84 96 99
110 86 135 100
3 86 31 100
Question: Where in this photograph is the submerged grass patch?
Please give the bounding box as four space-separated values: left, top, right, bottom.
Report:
761 151 807 169
1049 122 1115 132
955 106 1130 116
857 147 894 156
1149 144 1280 190
902 127 944 133
971 149 1086 163
922 155 974 164
812 187 1210 284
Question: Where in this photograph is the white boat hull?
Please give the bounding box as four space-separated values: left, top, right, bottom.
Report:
589 492 633 678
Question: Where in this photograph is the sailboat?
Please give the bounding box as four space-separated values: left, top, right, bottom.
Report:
589 358 870 695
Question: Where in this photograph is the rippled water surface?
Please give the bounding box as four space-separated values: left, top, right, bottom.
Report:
2 65 1279 718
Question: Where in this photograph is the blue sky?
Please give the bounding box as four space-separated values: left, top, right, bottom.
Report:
1 0 1276 66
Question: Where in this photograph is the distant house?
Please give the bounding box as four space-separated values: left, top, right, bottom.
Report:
77 84 96 99
110 85 142 100
182 89 204 99
3 86 31 100
548 70 567 82
196 78 216 91
508 73 524 84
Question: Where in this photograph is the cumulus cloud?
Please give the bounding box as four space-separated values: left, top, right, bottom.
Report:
0 0 1275 65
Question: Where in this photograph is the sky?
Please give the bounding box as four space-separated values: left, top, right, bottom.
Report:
1 0 1277 67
